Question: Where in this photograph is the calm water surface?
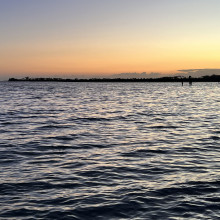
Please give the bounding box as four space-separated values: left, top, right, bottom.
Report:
0 82 220 219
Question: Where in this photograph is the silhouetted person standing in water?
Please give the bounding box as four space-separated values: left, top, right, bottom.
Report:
189 76 192 85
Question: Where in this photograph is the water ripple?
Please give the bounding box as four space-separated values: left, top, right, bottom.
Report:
0 82 220 219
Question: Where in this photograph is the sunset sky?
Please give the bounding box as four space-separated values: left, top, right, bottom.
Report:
1 0 220 79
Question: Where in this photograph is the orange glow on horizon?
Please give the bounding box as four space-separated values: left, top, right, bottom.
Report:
1 39 220 78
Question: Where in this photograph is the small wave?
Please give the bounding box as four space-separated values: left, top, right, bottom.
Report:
79 143 111 149
37 124 71 130
153 180 220 198
70 116 127 122
121 148 169 158
49 135 75 141
210 135 220 140
0 181 82 195
149 125 178 129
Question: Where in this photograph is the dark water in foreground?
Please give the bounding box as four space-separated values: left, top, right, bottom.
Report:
0 82 220 219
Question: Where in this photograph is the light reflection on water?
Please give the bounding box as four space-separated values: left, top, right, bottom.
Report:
0 82 220 219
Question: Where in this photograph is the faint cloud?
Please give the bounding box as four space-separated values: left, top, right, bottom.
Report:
109 72 164 79
177 69 220 77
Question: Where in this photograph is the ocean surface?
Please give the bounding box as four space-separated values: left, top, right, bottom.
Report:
0 81 220 220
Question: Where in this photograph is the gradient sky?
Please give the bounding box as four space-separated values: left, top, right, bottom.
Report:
1 0 220 79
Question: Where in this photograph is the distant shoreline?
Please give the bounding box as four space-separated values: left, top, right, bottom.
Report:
8 75 220 82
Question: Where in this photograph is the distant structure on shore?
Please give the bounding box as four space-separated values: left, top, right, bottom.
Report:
8 75 220 83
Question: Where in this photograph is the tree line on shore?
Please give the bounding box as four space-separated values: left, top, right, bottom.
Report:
8 75 220 82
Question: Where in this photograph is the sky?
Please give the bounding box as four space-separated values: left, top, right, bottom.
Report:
1 0 220 80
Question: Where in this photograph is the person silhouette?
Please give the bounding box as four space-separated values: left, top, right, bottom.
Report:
189 76 192 85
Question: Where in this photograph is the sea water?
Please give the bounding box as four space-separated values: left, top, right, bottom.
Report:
0 81 220 219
